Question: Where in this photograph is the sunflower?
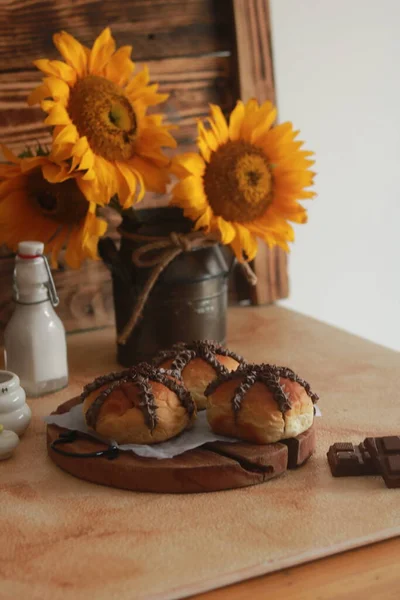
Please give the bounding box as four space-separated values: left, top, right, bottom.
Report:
28 28 176 208
171 100 315 261
0 146 107 268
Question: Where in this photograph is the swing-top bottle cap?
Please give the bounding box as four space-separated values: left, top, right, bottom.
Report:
17 241 44 258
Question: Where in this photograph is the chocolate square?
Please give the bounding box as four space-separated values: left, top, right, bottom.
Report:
387 455 400 474
382 436 400 453
327 442 378 477
364 436 400 489
334 443 355 452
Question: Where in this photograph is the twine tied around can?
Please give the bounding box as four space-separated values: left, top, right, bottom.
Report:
117 226 257 345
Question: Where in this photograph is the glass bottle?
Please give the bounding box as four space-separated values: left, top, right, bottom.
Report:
4 241 68 397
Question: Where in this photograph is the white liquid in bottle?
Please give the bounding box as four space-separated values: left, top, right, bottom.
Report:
4 241 68 397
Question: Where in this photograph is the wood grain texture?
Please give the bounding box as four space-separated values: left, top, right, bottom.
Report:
233 0 289 304
0 55 234 153
194 537 400 600
0 307 399 599
0 0 234 69
46 397 315 493
0 255 115 341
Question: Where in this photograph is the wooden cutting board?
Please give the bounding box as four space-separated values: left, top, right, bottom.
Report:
46 397 316 493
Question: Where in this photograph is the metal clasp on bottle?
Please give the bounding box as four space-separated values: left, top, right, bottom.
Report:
43 255 60 307
13 253 60 307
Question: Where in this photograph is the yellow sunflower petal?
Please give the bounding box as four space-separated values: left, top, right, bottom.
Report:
297 190 317 199
255 209 295 242
275 170 315 191
240 98 260 141
231 224 258 262
27 83 51 106
33 59 77 86
83 210 107 258
172 175 205 204
41 162 71 184
115 161 139 208
198 137 211 163
251 104 277 144
277 204 308 224
215 216 236 244
53 31 88 78
76 176 105 205
270 232 291 252
54 123 79 147
40 99 56 113
257 121 293 148
209 104 229 144
126 66 168 105
130 155 169 195
18 156 50 174
1 145 19 164
193 206 213 231
0 175 25 198
103 45 135 86
90 155 115 203
36 77 70 106
67 136 96 176
44 103 71 126
170 153 206 178
229 100 245 141
136 124 177 150
197 121 218 153
48 228 68 269
89 27 116 74
65 226 85 269
77 146 95 174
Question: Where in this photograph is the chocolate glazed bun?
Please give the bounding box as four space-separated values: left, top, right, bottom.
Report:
205 363 319 444
81 363 196 445
152 340 243 410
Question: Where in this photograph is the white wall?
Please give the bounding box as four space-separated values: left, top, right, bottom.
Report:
270 0 400 351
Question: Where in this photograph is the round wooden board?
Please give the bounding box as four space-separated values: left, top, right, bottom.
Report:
46 397 316 494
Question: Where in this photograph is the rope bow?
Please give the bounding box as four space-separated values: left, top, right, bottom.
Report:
117 227 257 345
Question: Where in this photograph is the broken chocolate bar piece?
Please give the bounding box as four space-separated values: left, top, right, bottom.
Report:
364 436 400 489
327 442 378 477
283 425 316 469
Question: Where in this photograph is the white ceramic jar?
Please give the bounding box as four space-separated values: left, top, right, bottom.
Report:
0 370 31 436
0 425 19 460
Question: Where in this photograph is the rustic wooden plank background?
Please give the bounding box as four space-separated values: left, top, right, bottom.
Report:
0 0 288 340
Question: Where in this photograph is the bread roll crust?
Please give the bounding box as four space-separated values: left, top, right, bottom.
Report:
153 341 243 410
81 365 196 445
205 364 318 444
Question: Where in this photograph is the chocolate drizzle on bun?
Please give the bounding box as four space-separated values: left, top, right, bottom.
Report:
205 363 319 444
206 363 319 416
81 363 195 443
152 341 244 411
153 340 243 377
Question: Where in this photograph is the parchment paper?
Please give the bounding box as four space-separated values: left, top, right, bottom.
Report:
44 403 322 459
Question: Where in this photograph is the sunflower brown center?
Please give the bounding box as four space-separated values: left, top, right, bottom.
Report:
28 171 88 224
203 140 273 222
68 75 137 161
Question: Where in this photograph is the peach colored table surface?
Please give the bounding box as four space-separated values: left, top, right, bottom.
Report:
1 307 399 600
